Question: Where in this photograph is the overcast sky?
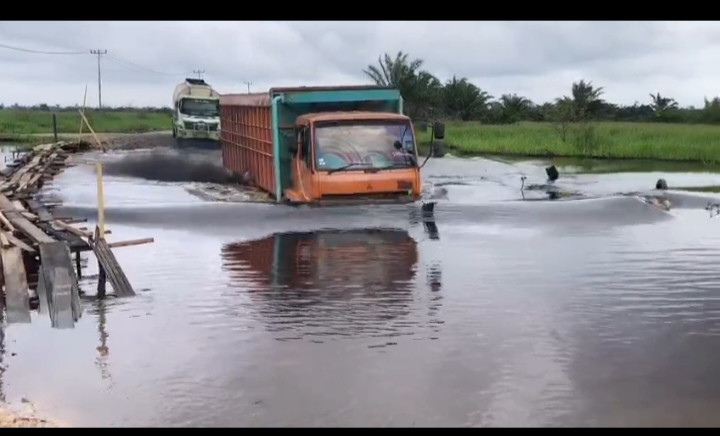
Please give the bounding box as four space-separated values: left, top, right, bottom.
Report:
1 21 719 109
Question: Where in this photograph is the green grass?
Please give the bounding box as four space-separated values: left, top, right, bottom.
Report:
0 109 171 141
417 121 720 164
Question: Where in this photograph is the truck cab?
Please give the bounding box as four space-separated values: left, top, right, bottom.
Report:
172 78 221 143
285 111 421 205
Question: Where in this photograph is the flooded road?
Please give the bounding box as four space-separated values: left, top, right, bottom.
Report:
3 147 720 426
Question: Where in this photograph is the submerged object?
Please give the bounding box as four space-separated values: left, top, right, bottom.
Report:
656 178 668 190
546 165 559 182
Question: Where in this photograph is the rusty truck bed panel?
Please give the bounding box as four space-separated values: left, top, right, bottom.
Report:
220 104 276 195
220 93 272 107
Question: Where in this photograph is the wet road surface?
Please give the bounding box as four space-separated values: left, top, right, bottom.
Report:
3 148 720 426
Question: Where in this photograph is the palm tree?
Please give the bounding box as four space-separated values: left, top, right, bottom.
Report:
442 76 492 121
499 94 532 124
649 93 678 115
570 80 604 119
363 51 441 120
363 51 423 87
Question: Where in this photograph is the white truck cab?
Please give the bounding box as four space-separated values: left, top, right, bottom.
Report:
172 78 221 143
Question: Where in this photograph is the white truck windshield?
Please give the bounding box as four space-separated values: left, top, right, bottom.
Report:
180 98 219 117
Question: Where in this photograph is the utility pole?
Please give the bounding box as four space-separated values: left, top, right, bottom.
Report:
193 69 205 80
90 49 107 109
243 81 252 93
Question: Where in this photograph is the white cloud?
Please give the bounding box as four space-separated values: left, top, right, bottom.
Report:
0 20 718 108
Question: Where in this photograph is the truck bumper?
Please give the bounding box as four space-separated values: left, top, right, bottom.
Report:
177 128 220 141
284 192 420 207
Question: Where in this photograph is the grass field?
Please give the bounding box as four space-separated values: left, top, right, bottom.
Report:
417 121 720 163
4 109 720 164
0 109 171 141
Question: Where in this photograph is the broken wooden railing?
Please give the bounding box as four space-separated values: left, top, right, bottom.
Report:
0 140 153 328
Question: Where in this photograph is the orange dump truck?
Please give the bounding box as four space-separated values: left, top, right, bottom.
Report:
220 85 440 206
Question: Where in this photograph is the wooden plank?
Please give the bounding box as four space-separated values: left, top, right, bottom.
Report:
1 154 44 192
92 236 135 297
9 154 42 184
0 194 55 244
0 211 16 232
21 211 39 221
51 217 86 224
108 237 154 249
37 223 89 251
36 261 49 316
38 242 82 327
0 245 4 290
16 171 35 193
3 232 36 253
78 110 107 151
1 245 31 323
12 200 27 211
54 220 90 238
24 152 58 191
48 267 75 329
25 199 53 223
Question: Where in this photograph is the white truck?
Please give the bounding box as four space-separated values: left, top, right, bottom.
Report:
172 78 221 144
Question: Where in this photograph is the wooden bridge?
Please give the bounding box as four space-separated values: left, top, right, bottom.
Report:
0 141 153 328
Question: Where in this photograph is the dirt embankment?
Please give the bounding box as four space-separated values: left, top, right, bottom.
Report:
70 131 176 151
0 407 56 427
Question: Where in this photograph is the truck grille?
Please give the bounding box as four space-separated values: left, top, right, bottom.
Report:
185 121 218 131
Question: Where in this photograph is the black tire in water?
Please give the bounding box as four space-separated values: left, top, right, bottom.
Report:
432 140 446 158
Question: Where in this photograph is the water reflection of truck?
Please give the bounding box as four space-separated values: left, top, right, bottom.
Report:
221 230 444 340
172 78 221 144
219 85 444 206
221 229 418 294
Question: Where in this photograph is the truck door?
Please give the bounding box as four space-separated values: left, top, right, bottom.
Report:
291 126 316 201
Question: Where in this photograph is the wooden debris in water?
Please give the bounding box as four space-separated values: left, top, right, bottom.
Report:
0 140 153 328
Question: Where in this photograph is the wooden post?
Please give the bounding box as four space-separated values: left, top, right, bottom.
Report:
94 225 106 299
75 250 82 279
52 113 58 142
97 261 106 299
79 110 106 152
96 163 105 239
79 84 87 136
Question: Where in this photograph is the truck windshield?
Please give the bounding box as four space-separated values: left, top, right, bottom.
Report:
180 98 219 117
314 122 417 171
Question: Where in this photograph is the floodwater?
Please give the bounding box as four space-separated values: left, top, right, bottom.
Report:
3 146 720 426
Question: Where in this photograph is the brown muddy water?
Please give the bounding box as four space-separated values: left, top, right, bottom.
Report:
4 145 720 427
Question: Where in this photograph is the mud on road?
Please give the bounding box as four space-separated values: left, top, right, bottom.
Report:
0 407 56 427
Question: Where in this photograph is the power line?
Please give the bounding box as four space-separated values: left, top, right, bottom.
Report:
1 41 214 106
107 53 184 77
0 41 86 55
1 40 187 77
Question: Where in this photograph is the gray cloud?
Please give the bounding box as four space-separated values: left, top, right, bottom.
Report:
0 21 719 108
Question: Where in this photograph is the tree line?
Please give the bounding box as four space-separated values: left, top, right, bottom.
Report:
363 51 720 125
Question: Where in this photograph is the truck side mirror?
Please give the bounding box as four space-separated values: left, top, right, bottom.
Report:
433 122 445 140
